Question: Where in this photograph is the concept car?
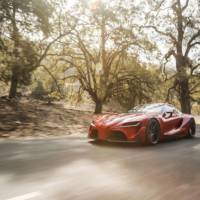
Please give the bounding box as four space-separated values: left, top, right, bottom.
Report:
88 103 196 145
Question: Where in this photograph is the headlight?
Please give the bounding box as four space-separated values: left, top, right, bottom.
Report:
120 121 140 128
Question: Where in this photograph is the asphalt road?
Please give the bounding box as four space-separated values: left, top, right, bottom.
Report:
0 126 200 200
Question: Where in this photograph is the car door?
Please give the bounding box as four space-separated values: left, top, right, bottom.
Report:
162 105 183 136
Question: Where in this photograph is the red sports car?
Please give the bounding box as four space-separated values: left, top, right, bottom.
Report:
88 103 196 145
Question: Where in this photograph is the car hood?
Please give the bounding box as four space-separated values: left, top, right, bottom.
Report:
94 113 148 127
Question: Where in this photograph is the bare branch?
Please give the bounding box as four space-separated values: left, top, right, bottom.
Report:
40 65 63 98
140 25 177 44
165 80 178 102
185 30 200 56
182 0 190 11
36 32 72 68
190 82 200 93
161 49 177 80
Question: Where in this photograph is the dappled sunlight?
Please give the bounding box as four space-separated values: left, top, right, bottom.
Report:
47 159 144 198
1 135 200 199
0 0 199 199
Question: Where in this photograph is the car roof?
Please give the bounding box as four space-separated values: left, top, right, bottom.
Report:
139 103 175 107
136 103 170 107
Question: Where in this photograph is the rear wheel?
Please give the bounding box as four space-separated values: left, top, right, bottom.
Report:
187 119 196 138
146 119 160 145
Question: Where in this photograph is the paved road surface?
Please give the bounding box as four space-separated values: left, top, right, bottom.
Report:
0 126 200 200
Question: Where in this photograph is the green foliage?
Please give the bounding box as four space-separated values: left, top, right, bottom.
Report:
0 0 52 34
0 0 53 97
0 39 39 86
111 59 162 110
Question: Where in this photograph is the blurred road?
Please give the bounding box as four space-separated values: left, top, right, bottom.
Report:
0 126 200 200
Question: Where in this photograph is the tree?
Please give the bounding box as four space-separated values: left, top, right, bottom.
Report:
112 58 161 110
0 0 52 98
57 0 153 113
141 0 200 113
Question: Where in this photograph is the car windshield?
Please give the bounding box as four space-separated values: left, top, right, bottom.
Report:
129 104 164 114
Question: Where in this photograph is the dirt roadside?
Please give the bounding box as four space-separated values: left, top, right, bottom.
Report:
0 98 93 139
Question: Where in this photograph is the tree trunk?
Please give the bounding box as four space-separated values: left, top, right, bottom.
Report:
94 100 103 114
174 2 191 114
9 73 18 98
179 78 191 114
176 56 191 114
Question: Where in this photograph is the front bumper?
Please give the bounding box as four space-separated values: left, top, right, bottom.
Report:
89 124 147 143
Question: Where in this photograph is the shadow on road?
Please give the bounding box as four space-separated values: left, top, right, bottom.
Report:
89 137 200 149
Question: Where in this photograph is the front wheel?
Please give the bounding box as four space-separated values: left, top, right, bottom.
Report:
146 119 160 145
187 119 196 138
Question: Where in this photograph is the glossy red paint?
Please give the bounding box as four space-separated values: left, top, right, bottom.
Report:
88 104 195 144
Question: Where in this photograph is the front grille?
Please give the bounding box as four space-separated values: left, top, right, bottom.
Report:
107 131 127 141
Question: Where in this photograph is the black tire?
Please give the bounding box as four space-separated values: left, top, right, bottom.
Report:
146 118 160 145
187 118 196 138
89 139 102 145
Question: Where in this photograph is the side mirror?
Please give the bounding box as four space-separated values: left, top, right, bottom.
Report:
163 111 173 118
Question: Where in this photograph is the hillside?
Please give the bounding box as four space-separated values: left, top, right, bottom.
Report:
0 98 93 139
